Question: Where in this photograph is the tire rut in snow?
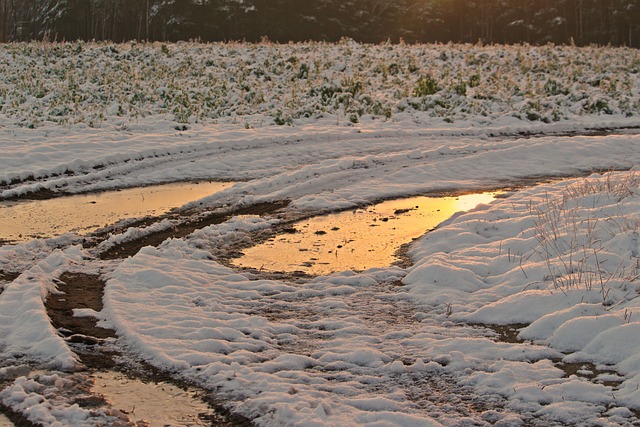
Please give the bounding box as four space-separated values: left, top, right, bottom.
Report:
336 281 523 423
0 272 19 297
245 273 520 423
4 126 638 200
43 272 255 426
0 402 39 427
44 272 119 369
98 200 289 260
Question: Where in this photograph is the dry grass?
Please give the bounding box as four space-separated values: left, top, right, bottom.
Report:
531 172 640 305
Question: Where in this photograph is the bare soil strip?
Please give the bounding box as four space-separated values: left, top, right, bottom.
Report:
0 272 19 283
480 323 529 344
98 200 289 260
0 403 38 427
45 272 118 369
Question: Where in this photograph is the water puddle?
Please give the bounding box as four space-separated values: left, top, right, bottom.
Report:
0 181 233 243
92 371 214 426
234 193 496 275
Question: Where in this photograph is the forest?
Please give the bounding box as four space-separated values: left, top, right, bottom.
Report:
1 0 639 47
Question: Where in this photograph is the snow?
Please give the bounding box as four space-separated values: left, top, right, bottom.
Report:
2 41 640 426
0 248 82 370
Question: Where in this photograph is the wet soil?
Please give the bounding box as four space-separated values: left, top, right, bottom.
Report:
44 272 119 371
554 360 625 387
0 403 38 427
0 272 19 282
481 323 529 344
43 272 253 426
0 188 58 202
98 200 289 260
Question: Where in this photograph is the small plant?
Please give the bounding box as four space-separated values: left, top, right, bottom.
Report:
273 110 292 126
413 75 438 97
452 80 467 96
584 98 613 114
341 77 363 96
160 44 172 56
544 78 568 96
297 63 309 79
0 41 638 129
467 74 481 88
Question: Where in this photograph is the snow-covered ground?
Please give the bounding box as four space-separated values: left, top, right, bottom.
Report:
1 41 640 426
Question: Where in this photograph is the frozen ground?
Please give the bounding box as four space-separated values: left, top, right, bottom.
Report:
1 42 640 426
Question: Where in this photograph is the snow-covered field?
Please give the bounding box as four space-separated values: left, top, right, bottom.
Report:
1 41 640 426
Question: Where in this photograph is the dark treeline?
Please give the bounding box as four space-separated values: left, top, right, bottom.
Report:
2 0 639 47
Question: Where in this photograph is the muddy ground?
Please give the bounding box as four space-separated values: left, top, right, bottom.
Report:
2 169 636 426
0 200 296 426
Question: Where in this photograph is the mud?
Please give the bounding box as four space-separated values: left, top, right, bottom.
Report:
44 272 119 371
0 187 58 202
91 370 252 427
554 361 624 387
46 273 114 341
481 323 529 344
42 272 253 426
99 200 289 260
6 175 626 426
0 272 19 282
0 404 36 427
483 324 627 391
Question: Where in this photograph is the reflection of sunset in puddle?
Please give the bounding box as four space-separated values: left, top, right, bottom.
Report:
234 193 496 276
92 371 213 427
0 181 233 243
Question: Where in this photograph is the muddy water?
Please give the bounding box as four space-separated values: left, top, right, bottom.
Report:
92 371 214 426
0 181 233 243
234 193 496 276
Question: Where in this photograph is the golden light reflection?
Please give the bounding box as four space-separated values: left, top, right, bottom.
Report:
234 192 497 276
0 181 233 243
92 371 213 426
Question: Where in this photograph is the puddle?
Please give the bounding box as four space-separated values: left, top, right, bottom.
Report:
92 371 214 426
234 193 496 275
0 181 233 243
